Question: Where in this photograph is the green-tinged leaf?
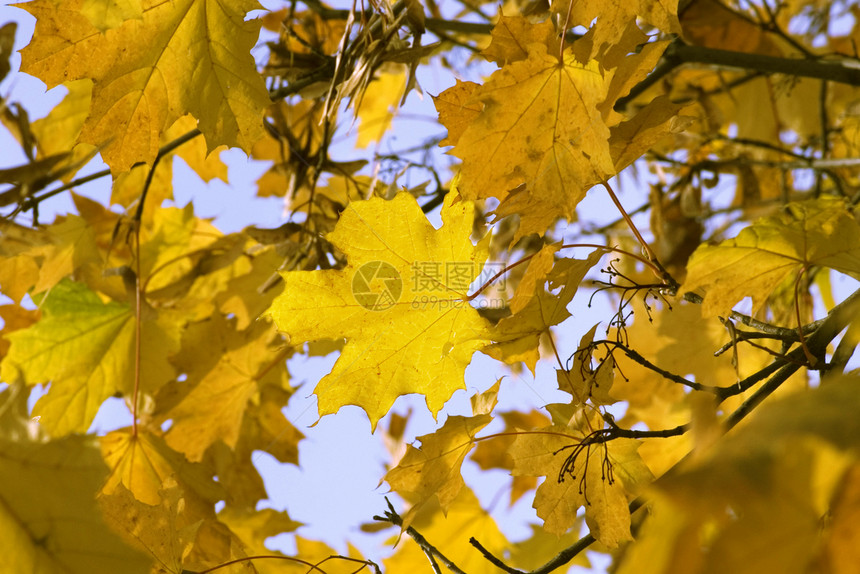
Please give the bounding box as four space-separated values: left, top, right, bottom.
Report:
683 198 860 317
0 280 177 435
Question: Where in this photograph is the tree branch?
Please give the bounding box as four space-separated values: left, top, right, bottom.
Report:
374 500 468 574
495 287 860 574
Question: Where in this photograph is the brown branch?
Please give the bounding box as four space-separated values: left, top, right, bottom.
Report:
494 287 860 574
374 499 468 574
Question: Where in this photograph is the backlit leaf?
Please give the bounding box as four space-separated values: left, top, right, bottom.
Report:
0 280 177 435
385 412 492 525
683 198 860 317
19 0 270 172
510 422 653 543
446 45 613 239
266 191 492 429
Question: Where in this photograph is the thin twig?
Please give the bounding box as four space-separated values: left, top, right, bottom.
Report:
374 499 468 574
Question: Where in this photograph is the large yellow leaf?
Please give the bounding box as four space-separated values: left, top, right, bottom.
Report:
446 44 613 239
0 434 151 573
0 280 178 435
683 198 860 317
266 192 491 429
19 0 270 172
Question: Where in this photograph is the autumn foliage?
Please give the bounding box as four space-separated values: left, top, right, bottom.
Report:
3 0 860 572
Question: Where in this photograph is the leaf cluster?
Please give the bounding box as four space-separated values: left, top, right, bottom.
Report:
3 0 860 573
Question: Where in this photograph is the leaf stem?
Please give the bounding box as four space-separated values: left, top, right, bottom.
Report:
132 228 141 437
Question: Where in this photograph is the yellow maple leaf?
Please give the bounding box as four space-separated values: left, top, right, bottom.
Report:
81 0 143 31
0 280 178 435
19 0 270 172
385 412 492 526
510 422 653 545
100 428 223 509
485 250 604 373
446 44 613 239
551 0 680 61
160 316 289 462
683 198 860 317
481 13 559 66
432 80 482 147
266 192 491 429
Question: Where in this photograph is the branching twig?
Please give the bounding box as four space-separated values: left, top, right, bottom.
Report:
374 499 468 574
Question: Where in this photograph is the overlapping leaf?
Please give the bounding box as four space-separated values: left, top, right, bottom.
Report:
385 411 492 526
266 192 492 428
159 316 290 462
19 0 270 172
485 250 604 372
100 428 223 509
510 420 653 544
446 44 613 239
684 198 860 316
619 376 860 574
0 434 151 573
0 280 178 435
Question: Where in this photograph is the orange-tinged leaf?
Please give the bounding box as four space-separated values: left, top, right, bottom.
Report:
19 0 270 172
609 96 692 172
447 45 613 239
385 412 492 525
100 428 223 507
683 198 860 317
0 435 151 573
481 14 558 66
433 80 482 147
266 192 492 429
552 0 679 61
0 280 178 435
510 424 653 543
